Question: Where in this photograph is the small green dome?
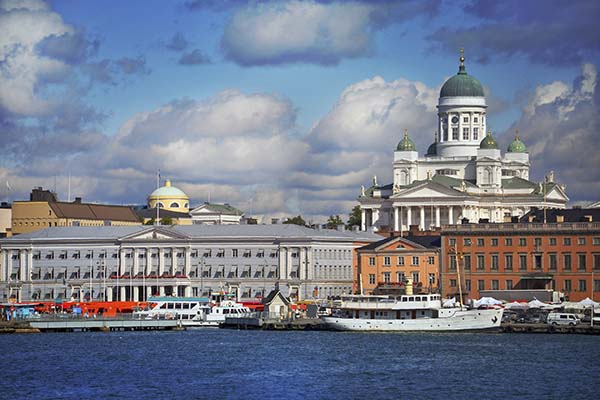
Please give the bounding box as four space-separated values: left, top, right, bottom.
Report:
508 129 527 153
397 130 416 151
149 180 188 199
440 54 485 98
480 130 498 149
426 142 437 155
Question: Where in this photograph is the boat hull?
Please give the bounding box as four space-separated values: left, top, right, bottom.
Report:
321 308 503 332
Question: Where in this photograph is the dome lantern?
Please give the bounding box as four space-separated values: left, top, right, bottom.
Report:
507 129 527 153
440 49 485 98
480 129 498 150
396 129 416 151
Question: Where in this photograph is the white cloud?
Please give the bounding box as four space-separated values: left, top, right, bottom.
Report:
222 0 374 65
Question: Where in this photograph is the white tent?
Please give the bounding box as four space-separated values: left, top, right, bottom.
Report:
443 298 456 308
505 301 529 310
578 297 600 307
474 297 503 308
528 298 555 309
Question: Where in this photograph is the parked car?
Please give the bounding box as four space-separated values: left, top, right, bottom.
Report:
547 312 579 326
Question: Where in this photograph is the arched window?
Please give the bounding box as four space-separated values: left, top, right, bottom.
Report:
170 202 180 208
184 202 189 208
156 202 164 208
482 168 493 185
400 170 408 185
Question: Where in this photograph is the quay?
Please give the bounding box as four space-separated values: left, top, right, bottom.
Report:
0 318 182 333
500 322 600 334
221 316 327 331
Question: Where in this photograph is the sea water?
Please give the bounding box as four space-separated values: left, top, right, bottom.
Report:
1 330 599 399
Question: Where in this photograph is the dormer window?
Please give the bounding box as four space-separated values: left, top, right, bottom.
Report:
170 202 180 208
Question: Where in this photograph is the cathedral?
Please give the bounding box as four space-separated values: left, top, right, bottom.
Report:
359 53 569 232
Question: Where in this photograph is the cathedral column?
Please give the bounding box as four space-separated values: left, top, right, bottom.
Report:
419 206 425 231
372 209 380 231
407 207 412 227
449 206 454 225
439 115 444 142
361 209 366 231
394 207 399 232
435 206 441 228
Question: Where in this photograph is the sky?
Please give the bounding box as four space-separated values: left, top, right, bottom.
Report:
1 0 599 223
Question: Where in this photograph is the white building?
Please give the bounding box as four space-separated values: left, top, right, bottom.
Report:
360 54 569 232
0 225 380 302
190 202 244 225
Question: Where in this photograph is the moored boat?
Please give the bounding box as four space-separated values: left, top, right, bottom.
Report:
133 296 214 327
321 294 503 332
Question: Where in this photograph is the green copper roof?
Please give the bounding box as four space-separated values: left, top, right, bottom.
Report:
507 130 527 153
426 141 437 156
480 130 498 149
396 130 416 151
440 55 484 98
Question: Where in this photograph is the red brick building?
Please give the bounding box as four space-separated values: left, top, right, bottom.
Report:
356 235 440 295
440 209 600 302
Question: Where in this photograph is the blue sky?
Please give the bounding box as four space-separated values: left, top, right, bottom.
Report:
1 0 599 222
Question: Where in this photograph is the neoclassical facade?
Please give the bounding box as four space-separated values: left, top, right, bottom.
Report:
0 225 379 303
360 54 568 232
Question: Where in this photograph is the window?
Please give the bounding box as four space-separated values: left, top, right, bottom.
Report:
428 256 435 265
594 237 600 245
519 238 527 246
473 127 479 140
412 256 419 266
534 238 542 247
594 254 600 270
369 274 375 285
463 255 471 270
549 254 557 270
449 256 457 271
464 238 471 246
383 256 391 266
519 254 527 271
578 237 586 245
505 238 513 246
369 257 375 266
506 280 513 290
232 249 238 258
579 280 587 292
383 272 391 283
564 237 571 246
465 280 471 291
450 279 457 287
452 128 458 140
578 254 587 271
463 116 469 123
474 117 478 123
477 238 485 246
505 254 513 271
449 238 456 246
563 254 572 271
595 280 600 293
564 279 572 292
412 272 419 284
549 238 557 246
462 127 469 140
428 273 435 285
397 256 404 266
477 254 485 270
478 280 485 291
491 255 499 270
491 280 499 290
169 202 179 208
491 238 498 247
397 272 405 283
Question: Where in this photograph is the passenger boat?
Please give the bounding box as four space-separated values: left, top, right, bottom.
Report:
133 296 214 327
321 294 503 332
204 292 252 325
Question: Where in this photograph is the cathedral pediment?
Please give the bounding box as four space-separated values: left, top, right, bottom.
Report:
392 181 465 199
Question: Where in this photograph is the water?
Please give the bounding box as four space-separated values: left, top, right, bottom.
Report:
1 330 599 399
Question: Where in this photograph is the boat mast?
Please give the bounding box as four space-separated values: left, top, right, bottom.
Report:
456 250 464 309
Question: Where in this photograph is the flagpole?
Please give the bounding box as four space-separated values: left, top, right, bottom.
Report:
155 170 160 226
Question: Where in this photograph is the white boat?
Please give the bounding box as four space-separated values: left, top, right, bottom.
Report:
133 296 215 327
204 292 253 325
321 294 503 332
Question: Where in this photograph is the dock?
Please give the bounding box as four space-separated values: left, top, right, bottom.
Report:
221 316 327 330
500 322 600 334
1 317 183 333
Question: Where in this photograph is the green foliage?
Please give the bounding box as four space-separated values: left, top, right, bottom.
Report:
347 205 361 227
160 216 173 225
144 218 155 225
283 215 307 226
326 215 344 229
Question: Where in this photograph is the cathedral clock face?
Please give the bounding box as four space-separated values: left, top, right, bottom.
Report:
451 116 459 124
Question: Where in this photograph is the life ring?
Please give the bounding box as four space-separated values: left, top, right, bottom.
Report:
166 313 174 320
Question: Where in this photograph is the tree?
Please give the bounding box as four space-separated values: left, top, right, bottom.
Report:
347 205 361 228
144 218 155 225
326 215 344 229
283 215 307 226
160 217 173 225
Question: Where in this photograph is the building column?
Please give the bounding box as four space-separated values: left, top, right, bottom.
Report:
107 287 113 302
372 209 380 231
361 209 366 231
0 250 6 282
158 248 165 276
407 207 412 227
147 286 153 299
439 116 444 142
185 248 191 277
449 206 454 225
120 286 127 301
299 247 306 280
19 250 27 282
435 206 441 227
419 206 425 231
133 248 139 276
394 207 399 232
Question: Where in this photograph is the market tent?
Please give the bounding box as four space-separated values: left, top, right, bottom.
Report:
474 297 503 308
528 298 555 309
505 301 529 310
578 297 600 307
443 298 456 307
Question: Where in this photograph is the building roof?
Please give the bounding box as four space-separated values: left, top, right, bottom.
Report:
439 56 484 98
396 130 416 151
479 130 499 149
192 202 244 216
148 180 188 199
501 177 538 190
358 234 440 251
520 208 600 223
48 202 140 222
507 130 527 153
135 208 192 219
263 289 291 306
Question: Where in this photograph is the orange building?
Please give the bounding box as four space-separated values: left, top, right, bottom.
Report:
440 209 600 302
356 235 440 295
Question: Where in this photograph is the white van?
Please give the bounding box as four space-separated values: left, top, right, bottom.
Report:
547 313 579 326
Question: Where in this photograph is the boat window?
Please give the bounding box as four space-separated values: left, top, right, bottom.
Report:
414 296 420 301
175 303 182 309
409 297 414 301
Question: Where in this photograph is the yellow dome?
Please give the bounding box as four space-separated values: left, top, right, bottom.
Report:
148 180 189 213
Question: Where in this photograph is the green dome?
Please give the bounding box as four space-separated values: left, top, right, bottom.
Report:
507 129 527 153
440 55 484 98
396 130 416 151
426 142 437 155
480 130 498 149
149 180 188 199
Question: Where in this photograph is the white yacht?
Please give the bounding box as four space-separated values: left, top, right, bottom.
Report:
133 296 214 327
204 292 252 325
321 294 503 332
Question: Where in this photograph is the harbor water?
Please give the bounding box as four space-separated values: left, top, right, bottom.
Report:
1 330 599 399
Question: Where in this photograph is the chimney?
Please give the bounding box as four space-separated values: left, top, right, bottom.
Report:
352 225 359 232
74 197 82 204
336 224 345 232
